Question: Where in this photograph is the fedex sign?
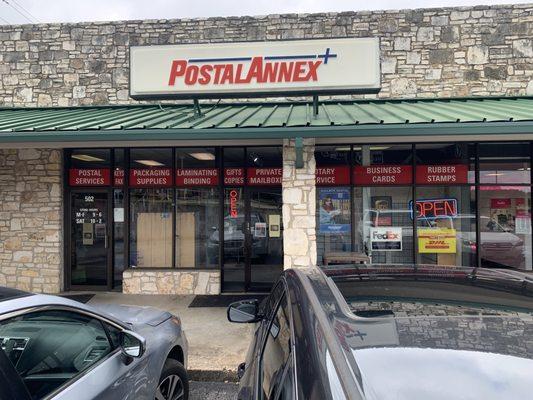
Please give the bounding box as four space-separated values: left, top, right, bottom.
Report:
130 38 380 99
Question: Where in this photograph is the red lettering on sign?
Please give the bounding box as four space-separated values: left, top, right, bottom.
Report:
176 168 218 186
490 198 511 208
229 189 239 218
354 165 412 185
415 198 458 219
130 168 172 187
416 164 469 184
224 168 245 186
69 168 111 186
247 168 282 186
315 166 350 185
168 58 323 86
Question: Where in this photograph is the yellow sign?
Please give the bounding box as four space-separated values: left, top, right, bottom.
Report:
418 228 457 254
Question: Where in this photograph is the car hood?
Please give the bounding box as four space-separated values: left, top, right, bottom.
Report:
91 303 172 327
355 346 533 400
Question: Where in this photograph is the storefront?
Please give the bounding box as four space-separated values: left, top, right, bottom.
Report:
316 142 532 271
0 4 532 295
65 146 284 292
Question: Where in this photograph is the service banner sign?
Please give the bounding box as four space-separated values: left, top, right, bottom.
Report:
224 168 245 185
354 165 412 185
176 168 218 186
130 38 381 99
316 166 350 185
418 228 457 253
69 168 110 186
370 227 402 251
114 169 124 186
247 168 282 186
130 168 173 187
416 164 469 184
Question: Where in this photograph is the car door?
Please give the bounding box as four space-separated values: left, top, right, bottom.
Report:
0 308 149 400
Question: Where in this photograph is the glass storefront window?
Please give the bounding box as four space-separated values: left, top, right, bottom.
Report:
354 144 412 167
113 189 125 286
315 145 351 166
247 147 282 167
176 188 219 269
479 186 532 271
479 142 531 184
129 188 173 268
415 186 476 267
354 186 414 264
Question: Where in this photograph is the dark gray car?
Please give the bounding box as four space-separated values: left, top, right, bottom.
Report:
228 265 533 399
0 288 188 400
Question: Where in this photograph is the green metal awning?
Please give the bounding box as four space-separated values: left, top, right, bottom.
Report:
0 97 532 144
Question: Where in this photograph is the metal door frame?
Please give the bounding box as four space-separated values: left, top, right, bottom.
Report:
65 188 113 291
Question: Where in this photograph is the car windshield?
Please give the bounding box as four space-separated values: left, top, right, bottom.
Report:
0 287 31 303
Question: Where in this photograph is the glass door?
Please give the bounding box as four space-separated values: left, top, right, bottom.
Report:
222 188 247 291
248 187 283 292
69 191 111 289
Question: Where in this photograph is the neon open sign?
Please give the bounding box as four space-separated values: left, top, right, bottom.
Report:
409 198 458 220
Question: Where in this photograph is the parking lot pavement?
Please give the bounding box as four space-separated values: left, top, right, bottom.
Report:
190 381 238 400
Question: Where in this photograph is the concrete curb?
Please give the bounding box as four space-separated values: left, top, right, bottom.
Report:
188 369 239 383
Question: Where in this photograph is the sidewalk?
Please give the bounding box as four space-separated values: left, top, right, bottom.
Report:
87 293 255 374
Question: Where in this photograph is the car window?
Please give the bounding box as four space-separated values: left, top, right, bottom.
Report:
274 360 294 400
260 294 291 400
0 310 115 400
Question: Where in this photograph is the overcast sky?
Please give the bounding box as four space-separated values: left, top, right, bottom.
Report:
0 0 530 25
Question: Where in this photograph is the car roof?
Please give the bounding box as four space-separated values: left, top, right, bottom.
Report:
285 266 533 400
0 287 32 303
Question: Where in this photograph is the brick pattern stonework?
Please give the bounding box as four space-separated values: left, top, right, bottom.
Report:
0 149 62 293
122 269 220 295
0 3 532 107
282 138 317 269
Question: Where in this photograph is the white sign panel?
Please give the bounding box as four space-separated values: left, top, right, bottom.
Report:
130 38 380 99
370 227 402 251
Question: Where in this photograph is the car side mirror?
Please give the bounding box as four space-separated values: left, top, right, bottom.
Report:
227 299 262 323
120 330 146 358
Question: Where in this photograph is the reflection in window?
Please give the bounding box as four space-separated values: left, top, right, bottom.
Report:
354 186 414 264
479 142 530 184
176 188 219 269
415 186 476 267
129 189 173 268
479 187 532 271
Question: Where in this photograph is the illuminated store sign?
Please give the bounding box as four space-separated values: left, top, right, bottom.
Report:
410 198 458 219
130 38 380 99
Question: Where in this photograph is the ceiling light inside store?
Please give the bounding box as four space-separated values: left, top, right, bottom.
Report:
485 173 505 176
351 146 391 151
71 154 105 162
335 147 351 151
135 160 165 167
189 152 215 161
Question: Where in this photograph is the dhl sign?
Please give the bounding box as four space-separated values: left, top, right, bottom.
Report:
130 38 380 99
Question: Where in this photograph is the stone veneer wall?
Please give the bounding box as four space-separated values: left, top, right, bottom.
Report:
122 269 220 295
282 139 317 269
0 3 532 107
0 149 62 293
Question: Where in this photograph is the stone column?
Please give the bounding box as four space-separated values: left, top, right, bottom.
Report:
0 149 63 293
282 138 317 269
